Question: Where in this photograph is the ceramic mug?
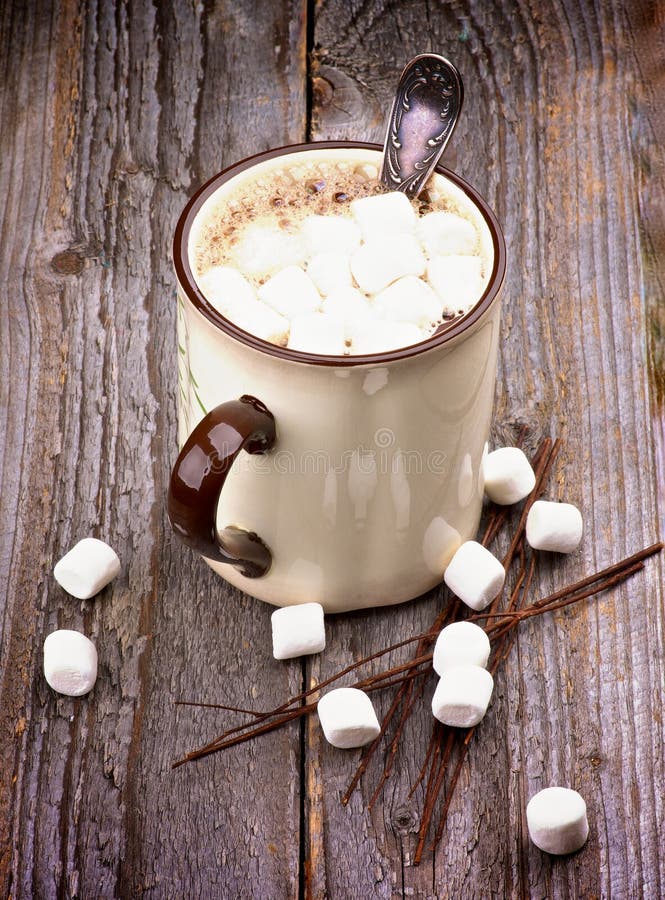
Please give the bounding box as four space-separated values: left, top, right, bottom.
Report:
169 142 506 612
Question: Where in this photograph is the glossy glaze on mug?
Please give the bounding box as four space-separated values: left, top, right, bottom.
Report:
173 143 505 612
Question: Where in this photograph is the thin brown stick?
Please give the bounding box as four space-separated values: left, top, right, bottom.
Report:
172 702 317 768
408 724 440 799
174 700 265 716
172 664 431 769
414 731 455 864
484 560 647 639
181 633 439 759
429 728 477 851
367 678 426 811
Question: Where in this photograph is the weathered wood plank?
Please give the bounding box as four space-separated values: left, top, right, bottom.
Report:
0 1 307 897
1 0 663 898
309 1 665 897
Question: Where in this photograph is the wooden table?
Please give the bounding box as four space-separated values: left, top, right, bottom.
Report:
2 2 663 897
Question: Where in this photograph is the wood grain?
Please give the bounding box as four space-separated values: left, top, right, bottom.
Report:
0 1 663 898
309 1 665 897
0 1 307 897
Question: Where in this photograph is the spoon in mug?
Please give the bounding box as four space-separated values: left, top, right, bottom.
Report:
381 54 464 199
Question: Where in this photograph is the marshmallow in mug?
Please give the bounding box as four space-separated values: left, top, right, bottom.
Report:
288 313 346 355
431 664 494 728
317 687 381 748
231 223 307 275
371 276 442 329
307 251 353 296
258 265 321 318
526 500 583 553
417 210 478 257
43 629 98 696
199 266 290 344
526 787 589 855
350 234 426 295
54 538 121 600
350 191 417 237
348 319 424 355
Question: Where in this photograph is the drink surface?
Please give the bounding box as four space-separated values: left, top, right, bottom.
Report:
190 148 494 356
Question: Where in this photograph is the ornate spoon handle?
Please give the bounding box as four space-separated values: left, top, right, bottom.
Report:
381 54 464 198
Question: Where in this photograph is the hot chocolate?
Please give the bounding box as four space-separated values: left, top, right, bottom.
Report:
189 148 494 356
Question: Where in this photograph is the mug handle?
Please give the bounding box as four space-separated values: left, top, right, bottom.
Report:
168 394 276 578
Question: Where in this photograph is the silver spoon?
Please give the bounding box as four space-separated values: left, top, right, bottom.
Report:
381 54 464 199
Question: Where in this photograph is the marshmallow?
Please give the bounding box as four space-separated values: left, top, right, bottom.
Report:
417 211 478 257
197 266 256 310
195 265 290 344
349 319 423 354
372 276 442 329
427 254 485 313
444 540 505 611
351 235 425 294
432 621 491 676
431 664 494 727
43 629 98 696
231 223 307 276
351 191 417 237
54 537 120 600
321 287 374 340
526 500 583 553
258 266 321 318
228 300 290 345
317 687 381 749
271 602 326 659
302 215 361 256
526 787 589 855
287 312 346 355
483 447 536 505
307 252 352 296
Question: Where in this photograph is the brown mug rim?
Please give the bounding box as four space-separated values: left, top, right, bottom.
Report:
173 141 506 366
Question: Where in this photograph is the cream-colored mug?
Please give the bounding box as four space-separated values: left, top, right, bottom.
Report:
169 142 506 612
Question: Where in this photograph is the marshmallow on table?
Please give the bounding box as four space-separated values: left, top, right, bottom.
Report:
483 447 536 505
431 664 494 727
271 602 326 659
43 630 98 696
307 252 352 296
444 540 505 611
350 191 417 237
317 687 381 748
302 215 361 256
258 266 321 318
371 276 442 329
54 537 120 600
197 266 257 309
526 787 589 855
432 621 491 676
287 312 346 355
526 500 583 553
351 234 426 294
417 210 478 257
231 224 306 276
349 319 423 354
427 254 485 312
